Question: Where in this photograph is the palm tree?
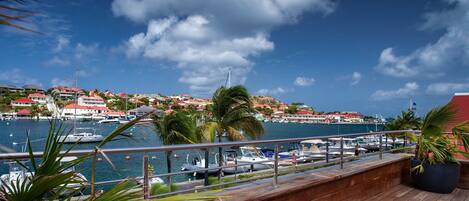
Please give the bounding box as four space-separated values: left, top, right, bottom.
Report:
152 111 201 191
0 0 41 33
396 111 421 146
411 104 469 172
201 85 264 176
384 119 403 149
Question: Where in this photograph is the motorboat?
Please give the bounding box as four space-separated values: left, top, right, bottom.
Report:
222 150 250 174
97 118 119 124
328 138 367 157
223 146 273 174
59 128 103 143
58 157 87 195
0 162 33 192
181 153 219 175
300 139 328 160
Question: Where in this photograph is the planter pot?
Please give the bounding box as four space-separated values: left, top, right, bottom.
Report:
411 158 460 194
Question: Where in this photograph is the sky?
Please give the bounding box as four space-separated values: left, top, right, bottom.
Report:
1 0 469 117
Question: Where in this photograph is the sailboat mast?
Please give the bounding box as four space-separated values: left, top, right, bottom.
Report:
225 68 231 88
73 71 78 134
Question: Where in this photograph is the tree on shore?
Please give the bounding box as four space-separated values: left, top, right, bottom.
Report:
200 85 264 176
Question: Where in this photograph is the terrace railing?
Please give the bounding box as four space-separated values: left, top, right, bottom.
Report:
0 129 418 199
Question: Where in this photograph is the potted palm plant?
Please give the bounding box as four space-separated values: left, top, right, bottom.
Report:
410 104 469 193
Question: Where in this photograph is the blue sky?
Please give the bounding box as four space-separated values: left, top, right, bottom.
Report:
1 0 469 117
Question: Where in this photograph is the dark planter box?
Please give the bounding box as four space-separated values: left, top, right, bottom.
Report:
411 158 460 194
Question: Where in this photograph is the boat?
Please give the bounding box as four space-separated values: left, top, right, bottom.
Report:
0 162 33 192
59 128 104 143
328 138 367 157
223 146 273 174
58 156 87 195
222 150 250 174
97 118 119 124
300 139 328 160
181 153 219 175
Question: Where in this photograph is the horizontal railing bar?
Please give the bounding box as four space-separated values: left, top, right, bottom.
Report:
0 130 416 160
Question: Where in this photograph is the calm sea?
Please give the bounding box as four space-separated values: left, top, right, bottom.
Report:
0 120 382 187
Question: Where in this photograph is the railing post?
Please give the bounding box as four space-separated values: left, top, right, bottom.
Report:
143 155 150 200
325 139 329 163
204 148 209 186
379 133 383 160
340 137 344 169
273 144 279 187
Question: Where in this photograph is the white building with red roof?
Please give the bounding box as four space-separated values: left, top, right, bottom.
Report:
61 103 109 117
78 95 106 107
28 93 47 104
51 86 85 100
11 98 36 107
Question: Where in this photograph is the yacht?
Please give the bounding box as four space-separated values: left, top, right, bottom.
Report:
59 128 103 143
181 153 219 175
223 146 273 174
300 139 328 160
328 138 367 157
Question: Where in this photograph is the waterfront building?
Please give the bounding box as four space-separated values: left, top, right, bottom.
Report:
16 109 31 118
61 103 109 117
51 86 85 101
27 93 47 104
11 97 35 108
0 84 22 96
22 84 44 93
128 105 155 116
78 95 106 107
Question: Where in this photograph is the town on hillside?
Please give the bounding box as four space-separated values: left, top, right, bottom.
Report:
0 84 382 124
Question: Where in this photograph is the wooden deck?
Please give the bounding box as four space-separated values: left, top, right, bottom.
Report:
365 184 469 201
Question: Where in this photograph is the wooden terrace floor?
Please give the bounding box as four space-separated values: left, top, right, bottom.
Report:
365 184 469 201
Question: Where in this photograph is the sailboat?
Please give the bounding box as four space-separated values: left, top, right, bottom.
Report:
59 71 103 143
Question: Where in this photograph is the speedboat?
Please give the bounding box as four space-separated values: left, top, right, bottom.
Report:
181 154 219 175
0 162 33 193
328 138 367 157
223 146 273 174
300 139 328 160
57 157 87 195
222 150 250 174
59 128 103 143
98 118 119 124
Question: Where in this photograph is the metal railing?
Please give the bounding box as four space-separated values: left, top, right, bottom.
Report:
0 129 418 200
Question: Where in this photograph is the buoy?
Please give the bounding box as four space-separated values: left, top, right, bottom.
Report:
12 142 17 145
125 155 131 160
97 157 103 161
173 154 179 158
9 133 13 137
151 156 157 160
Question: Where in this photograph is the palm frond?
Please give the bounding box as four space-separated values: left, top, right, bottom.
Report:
85 181 141 201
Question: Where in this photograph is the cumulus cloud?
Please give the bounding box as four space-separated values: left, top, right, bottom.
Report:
351 72 361 85
426 82 469 95
294 77 315 86
53 35 70 52
44 56 70 66
112 0 336 95
256 87 289 96
375 0 469 78
75 43 98 59
0 68 42 86
371 82 419 101
50 78 73 87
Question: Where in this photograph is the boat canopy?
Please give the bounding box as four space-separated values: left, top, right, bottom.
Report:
328 137 355 141
300 139 325 144
60 156 78 163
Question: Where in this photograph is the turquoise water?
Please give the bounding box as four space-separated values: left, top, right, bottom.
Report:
0 120 382 188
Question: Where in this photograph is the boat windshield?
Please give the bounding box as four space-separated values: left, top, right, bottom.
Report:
240 147 266 158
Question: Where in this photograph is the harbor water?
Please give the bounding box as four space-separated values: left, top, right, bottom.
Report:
0 120 382 189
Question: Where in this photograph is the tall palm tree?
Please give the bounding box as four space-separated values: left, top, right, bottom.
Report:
384 118 403 148
0 0 41 33
396 111 421 146
201 85 264 176
152 111 201 191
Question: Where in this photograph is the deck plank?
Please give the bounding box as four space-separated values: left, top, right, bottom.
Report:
364 185 469 201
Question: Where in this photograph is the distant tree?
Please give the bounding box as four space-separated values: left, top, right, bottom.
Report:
286 105 298 114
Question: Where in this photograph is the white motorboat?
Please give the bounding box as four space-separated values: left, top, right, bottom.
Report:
223 146 273 173
328 138 366 157
59 128 103 143
300 139 328 160
222 150 250 174
181 154 219 175
97 118 119 124
58 157 87 195
0 162 33 192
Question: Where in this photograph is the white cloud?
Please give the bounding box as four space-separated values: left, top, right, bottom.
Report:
53 35 70 52
75 43 98 59
375 0 469 78
50 78 73 87
0 68 42 86
371 82 419 101
256 87 289 96
426 82 469 95
44 56 70 66
351 72 361 85
112 0 336 95
294 77 315 86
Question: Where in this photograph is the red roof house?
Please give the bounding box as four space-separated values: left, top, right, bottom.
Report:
17 109 31 116
447 93 469 131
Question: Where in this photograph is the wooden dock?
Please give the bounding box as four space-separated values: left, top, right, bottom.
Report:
365 184 469 201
